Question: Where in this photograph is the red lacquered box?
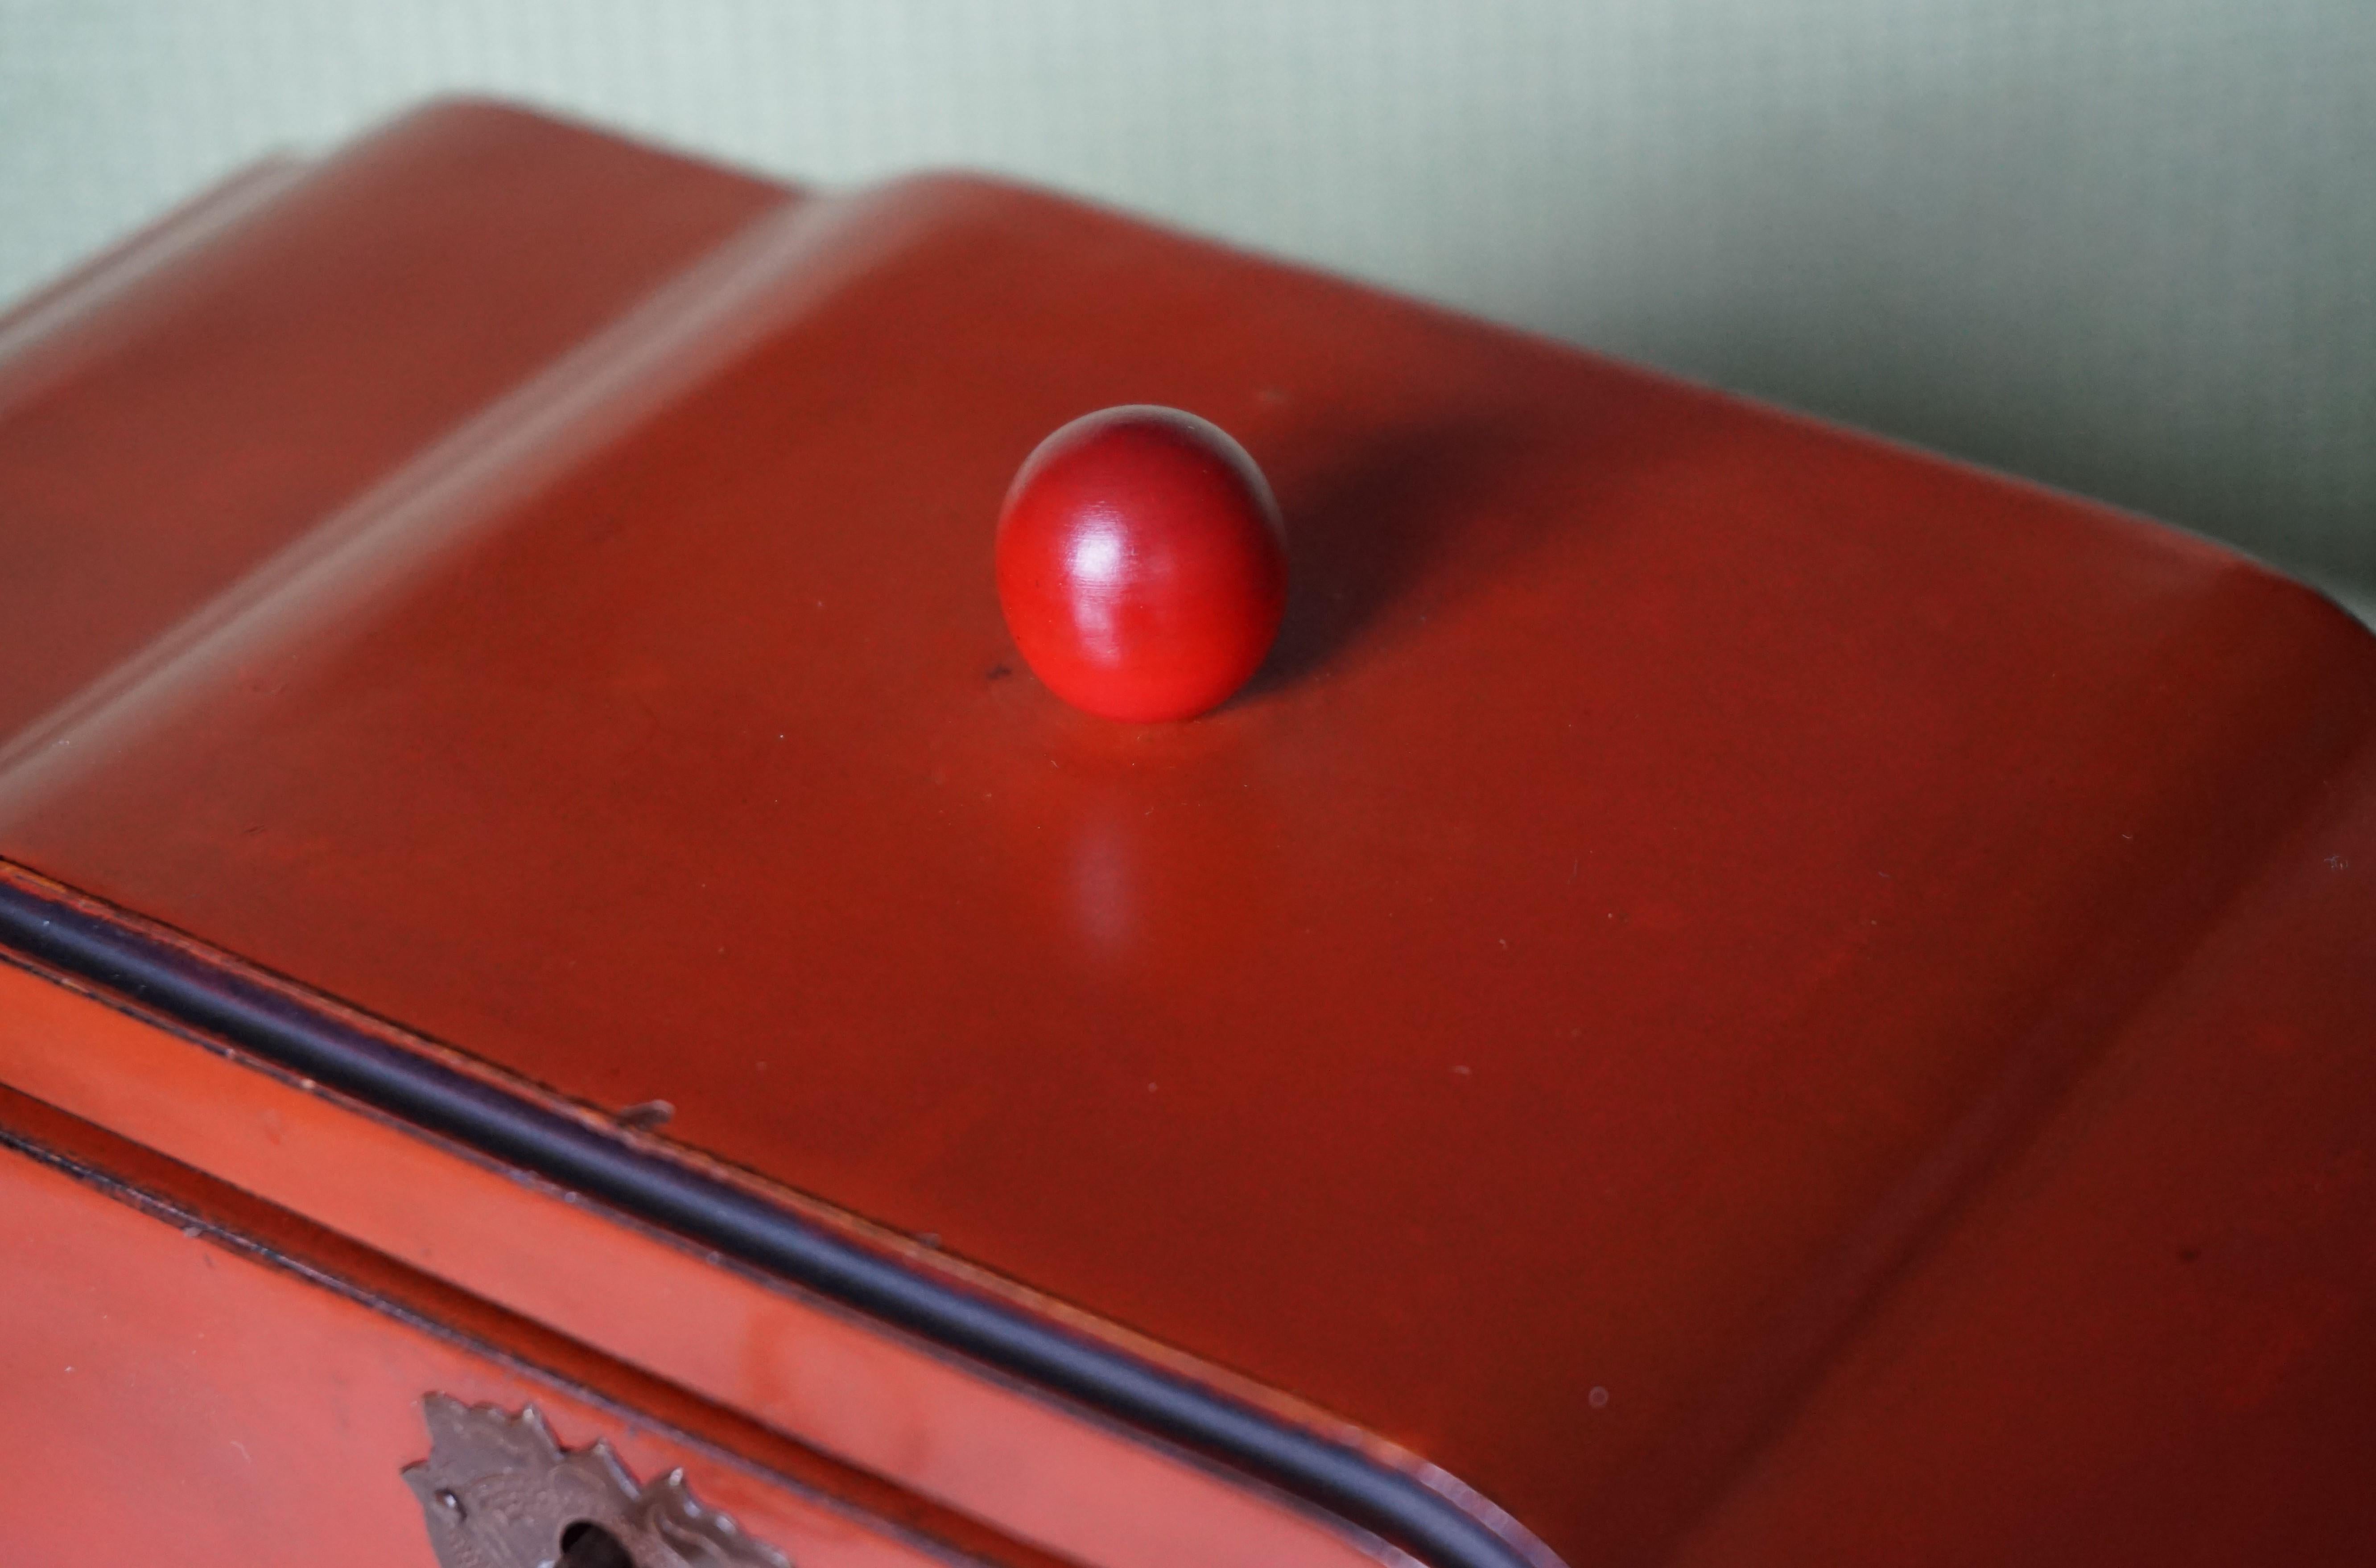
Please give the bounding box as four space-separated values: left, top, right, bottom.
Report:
4 102 2373 1568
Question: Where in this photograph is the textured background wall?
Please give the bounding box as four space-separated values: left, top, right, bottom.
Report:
3 0 2369 612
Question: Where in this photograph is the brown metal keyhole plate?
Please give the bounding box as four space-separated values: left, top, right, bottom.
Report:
402 1394 788 1568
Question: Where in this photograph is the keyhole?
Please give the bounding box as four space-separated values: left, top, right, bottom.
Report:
558 1520 635 1568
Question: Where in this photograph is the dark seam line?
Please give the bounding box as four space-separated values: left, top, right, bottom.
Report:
0 879 1541 1568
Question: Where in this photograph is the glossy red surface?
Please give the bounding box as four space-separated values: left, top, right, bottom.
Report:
0 99 784 748
4 101 2376 1564
0 1110 975 1568
997 406 1287 720
1667 732 2376 1564
0 928 1396 1568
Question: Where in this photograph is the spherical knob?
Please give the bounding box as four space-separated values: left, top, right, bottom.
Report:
995 406 1287 722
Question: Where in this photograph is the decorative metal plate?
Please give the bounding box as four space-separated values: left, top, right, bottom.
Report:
402 1394 789 1568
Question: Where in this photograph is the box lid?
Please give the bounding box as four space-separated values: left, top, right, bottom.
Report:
4 102 2374 1567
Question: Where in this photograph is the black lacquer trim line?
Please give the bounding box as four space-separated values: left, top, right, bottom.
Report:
0 878 1549 1568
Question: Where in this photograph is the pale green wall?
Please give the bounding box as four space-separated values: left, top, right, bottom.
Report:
3 0 2369 611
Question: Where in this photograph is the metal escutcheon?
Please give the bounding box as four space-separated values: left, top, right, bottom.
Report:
402 1394 790 1568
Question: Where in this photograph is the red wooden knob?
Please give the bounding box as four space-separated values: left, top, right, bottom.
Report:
995 406 1287 722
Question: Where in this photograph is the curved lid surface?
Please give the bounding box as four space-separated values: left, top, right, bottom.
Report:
4 101 2375 1566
